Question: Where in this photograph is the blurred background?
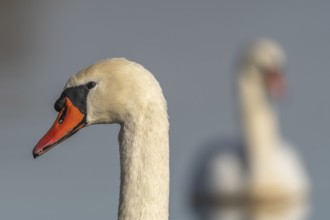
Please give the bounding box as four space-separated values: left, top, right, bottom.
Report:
0 0 329 219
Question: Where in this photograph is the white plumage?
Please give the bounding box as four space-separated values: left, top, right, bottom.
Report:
193 39 309 209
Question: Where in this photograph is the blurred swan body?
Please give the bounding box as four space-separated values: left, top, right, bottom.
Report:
205 201 310 220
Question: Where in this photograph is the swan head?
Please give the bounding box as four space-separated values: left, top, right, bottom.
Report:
33 58 165 158
239 38 287 97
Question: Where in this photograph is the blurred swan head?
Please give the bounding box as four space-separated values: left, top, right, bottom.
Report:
239 38 287 98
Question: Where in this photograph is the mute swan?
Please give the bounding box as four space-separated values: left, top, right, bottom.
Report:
33 58 169 220
238 39 309 202
193 39 309 210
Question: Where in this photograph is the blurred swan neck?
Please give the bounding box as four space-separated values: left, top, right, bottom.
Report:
238 68 281 158
117 104 169 220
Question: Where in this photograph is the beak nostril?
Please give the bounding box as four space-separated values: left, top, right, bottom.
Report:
58 107 67 124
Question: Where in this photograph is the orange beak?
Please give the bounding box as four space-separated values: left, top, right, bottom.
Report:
33 98 86 158
265 69 287 98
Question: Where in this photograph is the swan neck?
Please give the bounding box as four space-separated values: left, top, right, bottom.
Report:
238 67 281 160
118 105 169 220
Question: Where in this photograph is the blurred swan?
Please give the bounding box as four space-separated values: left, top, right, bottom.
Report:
237 39 309 201
193 39 310 214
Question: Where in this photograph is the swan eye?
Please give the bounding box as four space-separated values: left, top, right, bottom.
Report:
86 81 97 89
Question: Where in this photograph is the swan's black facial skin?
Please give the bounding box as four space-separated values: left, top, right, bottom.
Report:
54 81 97 115
33 81 97 158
